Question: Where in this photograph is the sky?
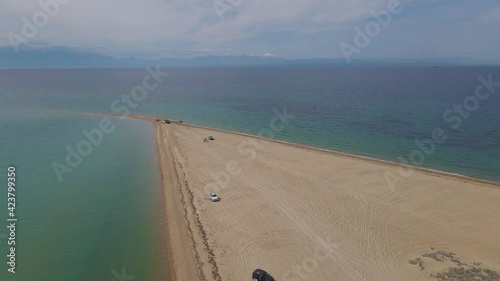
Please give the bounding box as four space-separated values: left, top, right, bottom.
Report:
0 0 499 60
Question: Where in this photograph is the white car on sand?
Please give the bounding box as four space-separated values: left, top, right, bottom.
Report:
209 192 220 202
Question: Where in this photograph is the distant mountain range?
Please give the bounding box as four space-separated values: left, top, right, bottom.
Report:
1 47 499 69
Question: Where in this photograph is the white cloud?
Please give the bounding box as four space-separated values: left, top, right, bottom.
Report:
2 0 206 48
2 0 498 60
193 0 389 45
1 0 389 51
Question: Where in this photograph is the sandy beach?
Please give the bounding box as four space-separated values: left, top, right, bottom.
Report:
150 119 500 281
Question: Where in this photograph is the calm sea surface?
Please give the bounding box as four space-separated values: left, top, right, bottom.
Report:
0 115 168 280
0 67 499 279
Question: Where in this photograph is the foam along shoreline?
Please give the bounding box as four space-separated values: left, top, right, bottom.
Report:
130 115 500 281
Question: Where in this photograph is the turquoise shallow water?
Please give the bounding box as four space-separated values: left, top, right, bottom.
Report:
0 114 168 280
0 67 499 280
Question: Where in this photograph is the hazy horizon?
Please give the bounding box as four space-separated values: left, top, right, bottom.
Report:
1 0 499 61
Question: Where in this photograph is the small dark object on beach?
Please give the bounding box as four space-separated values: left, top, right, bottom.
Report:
208 136 215 140
422 250 455 262
408 258 425 270
252 269 275 281
165 119 171 124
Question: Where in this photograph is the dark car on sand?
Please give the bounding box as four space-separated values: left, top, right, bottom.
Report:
252 269 275 281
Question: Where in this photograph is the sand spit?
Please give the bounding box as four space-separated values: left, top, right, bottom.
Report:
141 117 500 281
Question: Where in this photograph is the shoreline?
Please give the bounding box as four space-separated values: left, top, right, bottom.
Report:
153 117 208 280
150 122 175 281
118 113 499 188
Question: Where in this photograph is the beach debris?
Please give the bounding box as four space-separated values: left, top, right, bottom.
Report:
408 250 499 281
408 258 425 270
432 264 499 281
208 136 215 140
422 250 456 262
165 119 171 124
